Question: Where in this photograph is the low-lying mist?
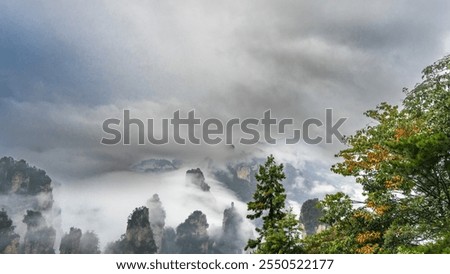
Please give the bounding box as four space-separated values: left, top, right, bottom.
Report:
55 168 254 250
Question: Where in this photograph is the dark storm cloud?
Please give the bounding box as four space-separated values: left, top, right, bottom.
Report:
0 2 108 105
0 0 449 179
210 0 450 119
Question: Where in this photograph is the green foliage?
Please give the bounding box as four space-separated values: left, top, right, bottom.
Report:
255 209 303 254
302 226 352 254
247 155 287 224
304 54 450 254
303 193 383 253
320 193 353 227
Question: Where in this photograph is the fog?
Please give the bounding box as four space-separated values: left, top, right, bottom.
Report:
55 168 254 249
50 147 362 250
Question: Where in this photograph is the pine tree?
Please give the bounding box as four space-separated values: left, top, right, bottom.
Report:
246 155 288 252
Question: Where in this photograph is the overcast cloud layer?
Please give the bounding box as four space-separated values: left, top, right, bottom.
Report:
1 1 450 246
2 1 450 178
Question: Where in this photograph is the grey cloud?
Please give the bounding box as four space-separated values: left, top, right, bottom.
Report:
206 0 450 120
1 1 449 180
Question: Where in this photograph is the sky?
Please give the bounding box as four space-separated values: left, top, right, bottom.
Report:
1 1 450 247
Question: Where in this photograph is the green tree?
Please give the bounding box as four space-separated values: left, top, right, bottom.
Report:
310 54 450 253
256 209 303 254
302 193 377 254
246 155 302 253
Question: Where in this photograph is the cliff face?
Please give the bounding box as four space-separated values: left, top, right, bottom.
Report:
0 209 20 254
160 227 179 254
59 227 82 254
176 210 209 254
215 202 245 254
236 166 251 181
300 198 325 236
22 210 56 254
0 157 53 211
186 168 210 191
125 207 157 254
131 159 181 173
105 207 157 254
60 228 100 254
146 194 166 253
213 159 333 207
79 231 101 254
0 157 59 254
212 162 258 202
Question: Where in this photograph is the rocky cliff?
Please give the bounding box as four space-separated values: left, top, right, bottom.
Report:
0 157 59 254
176 210 209 253
146 194 166 253
0 209 20 254
105 207 157 254
22 210 56 254
131 159 181 173
79 231 101 254
300 198 325 236
59 227 82 254
215 202 245 254
213 158 333 205
160 227 179 254
0 157 53 211
186 168 210 191
60 227 101 254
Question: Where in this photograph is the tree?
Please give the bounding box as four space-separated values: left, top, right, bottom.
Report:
303 192 386 254
246 155 302 253
320 54 450 253
256 209 303 254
